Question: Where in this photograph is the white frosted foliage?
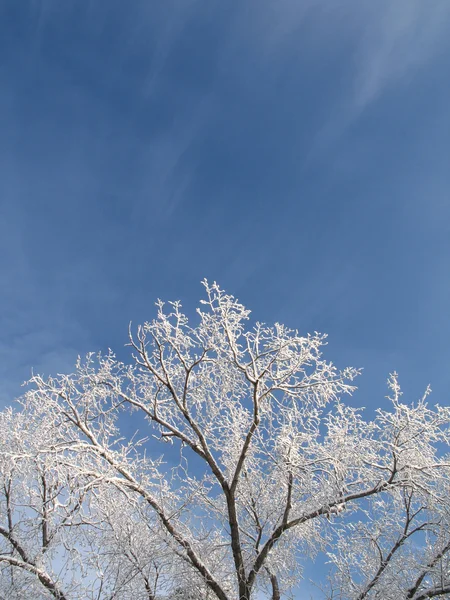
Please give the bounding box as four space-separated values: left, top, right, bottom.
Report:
1 283 449 600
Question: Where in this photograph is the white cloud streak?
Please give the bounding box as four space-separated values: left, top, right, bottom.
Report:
353 0 450 110
296 0 450 164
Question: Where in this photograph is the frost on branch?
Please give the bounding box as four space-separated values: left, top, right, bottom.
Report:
1 282 450 600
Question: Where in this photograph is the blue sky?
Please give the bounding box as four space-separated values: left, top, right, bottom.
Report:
1 0 450 596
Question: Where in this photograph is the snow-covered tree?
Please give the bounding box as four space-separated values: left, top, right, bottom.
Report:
325 377 450 600
1 282 450 600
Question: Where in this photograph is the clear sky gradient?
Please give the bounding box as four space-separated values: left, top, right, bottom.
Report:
1 1 450 596
2 0 450 413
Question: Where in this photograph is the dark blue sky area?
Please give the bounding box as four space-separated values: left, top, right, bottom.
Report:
1 0 450 430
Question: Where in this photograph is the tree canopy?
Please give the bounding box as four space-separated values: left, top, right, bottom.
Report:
1 282 450 600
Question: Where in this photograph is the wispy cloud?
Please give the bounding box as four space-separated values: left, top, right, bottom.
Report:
353 0 450 110
303 0 450 163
